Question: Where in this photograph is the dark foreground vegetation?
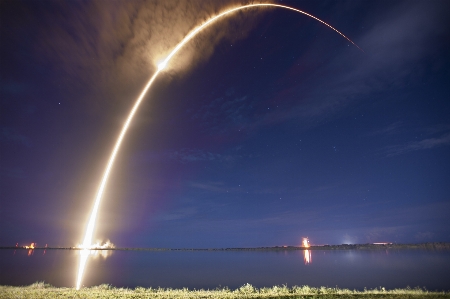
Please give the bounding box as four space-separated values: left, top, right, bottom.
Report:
1 282 449 299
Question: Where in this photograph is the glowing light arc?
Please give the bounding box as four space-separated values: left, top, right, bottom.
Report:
76 3 361 290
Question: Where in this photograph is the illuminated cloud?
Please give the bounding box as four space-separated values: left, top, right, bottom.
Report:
32 0 261 107
383 133 450 156
170 149 235 163
235 1 449 130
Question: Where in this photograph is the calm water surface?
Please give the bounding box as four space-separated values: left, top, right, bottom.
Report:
1 249 449 290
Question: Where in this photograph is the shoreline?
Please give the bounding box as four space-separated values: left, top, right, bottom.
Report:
2 242 449 251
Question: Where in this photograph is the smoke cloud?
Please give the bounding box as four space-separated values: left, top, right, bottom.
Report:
33 0 266 107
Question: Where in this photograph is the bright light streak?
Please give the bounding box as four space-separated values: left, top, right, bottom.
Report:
75 70 160 290
76 240 115 250
76 249 89 289
303 249 312 264
76 3 361 290
302 237 310 248
158 61 167 71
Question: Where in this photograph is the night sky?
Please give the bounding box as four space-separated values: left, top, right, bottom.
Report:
1 0 449 249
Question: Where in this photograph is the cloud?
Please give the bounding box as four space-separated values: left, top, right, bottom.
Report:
189 181 227 193
131 148 240 165
169 148 235 163
382 133 450 156
327 1 447 97
192 95 251 133
420 124 450 135
30 0 264 107
244 1 449 129
369 121 404 136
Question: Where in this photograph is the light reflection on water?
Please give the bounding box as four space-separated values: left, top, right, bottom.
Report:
303 250 312 264
1 249 450 291
82 249 114 259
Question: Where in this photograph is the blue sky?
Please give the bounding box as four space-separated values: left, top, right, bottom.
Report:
1 0 449 248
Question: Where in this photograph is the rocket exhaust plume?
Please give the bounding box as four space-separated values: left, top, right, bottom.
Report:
302 237 310 248
76 3 361 289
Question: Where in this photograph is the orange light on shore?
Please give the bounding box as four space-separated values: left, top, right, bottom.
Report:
75 240 115 250
23 243 36 256
302 237 310 248
75 240 115 259
23 242 35 249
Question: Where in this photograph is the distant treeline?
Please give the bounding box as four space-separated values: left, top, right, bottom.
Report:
2 242 450 251
308 242 450 250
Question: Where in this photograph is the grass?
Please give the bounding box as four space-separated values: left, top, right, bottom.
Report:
0 282 449 299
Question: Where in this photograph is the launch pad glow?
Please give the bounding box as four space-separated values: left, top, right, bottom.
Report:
76 3 361 289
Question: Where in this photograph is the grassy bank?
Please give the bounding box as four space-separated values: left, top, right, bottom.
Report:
1 282 449 299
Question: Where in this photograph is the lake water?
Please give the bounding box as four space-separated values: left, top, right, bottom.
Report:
1 249 450 291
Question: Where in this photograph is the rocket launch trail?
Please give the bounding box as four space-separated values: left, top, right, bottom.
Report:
76 3 362 289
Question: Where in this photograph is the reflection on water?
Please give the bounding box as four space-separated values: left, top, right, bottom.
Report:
74 239 115 275
303 250 312 264
1 249 450 291
75 241 116 288
81 249 113 259
26 244 35 256
17 243 38 256
77 249 114 288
